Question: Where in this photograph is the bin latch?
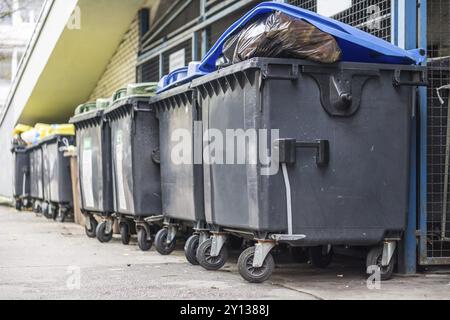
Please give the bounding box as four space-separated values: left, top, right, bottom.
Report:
276 139 329 167
303 67 378 117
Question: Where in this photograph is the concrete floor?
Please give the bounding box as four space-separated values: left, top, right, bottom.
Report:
0 206 449 300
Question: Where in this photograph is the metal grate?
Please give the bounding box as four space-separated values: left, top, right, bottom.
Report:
288 0 392 41
139 57 160 83
162 40 193 75
426 0 450 260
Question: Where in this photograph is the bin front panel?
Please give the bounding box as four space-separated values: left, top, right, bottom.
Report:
42 144 52 201
13 151 30 198
78 126 104 212
131 106 162 216
198 59 414 245
111 115 135 214
43 138 73 204
157 95 204 223
30 148 44 200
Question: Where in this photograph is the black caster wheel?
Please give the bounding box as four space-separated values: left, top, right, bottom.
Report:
55 208 67 223
184 234 200 265
85 216 98 238
309 246 333 269
15 200 22 211
238 246 275 283
196 238 228 271
366 246 395 281
42 205 49 219
155 228 177 255
50 205 58 220
120 223 131 245
137 228 153 251
96 221 113 243
290 246 309 263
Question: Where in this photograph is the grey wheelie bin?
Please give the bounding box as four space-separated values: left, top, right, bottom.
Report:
103 83 162 251
28 144 45 214
40 130 75 222
11 144 30 211
151 83 207 263
192 57 426 283
70 99 114 240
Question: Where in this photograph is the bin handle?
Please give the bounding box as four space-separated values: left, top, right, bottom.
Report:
275 139 330 167
393 69 428 87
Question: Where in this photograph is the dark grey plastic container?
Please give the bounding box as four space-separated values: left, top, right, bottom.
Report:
103 97 162 217
40 135 74 206
152 84 205 225
192 57 425 246
70 109 114 216
11 146 30 203
29 144 44 201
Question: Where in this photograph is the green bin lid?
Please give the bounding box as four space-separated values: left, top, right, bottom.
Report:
112 88 128 103
126 82 158 97
96 98 111 109
74 102 97 115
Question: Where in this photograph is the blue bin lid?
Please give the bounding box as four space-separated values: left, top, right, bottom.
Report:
158 1 425 93
200 1 425 73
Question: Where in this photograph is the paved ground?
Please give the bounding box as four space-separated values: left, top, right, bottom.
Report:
0 206 449 300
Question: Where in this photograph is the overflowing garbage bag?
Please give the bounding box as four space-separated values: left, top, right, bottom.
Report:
221 12 342 65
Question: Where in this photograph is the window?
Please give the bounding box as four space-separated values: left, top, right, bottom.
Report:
0 50 13 84
18 0 42 24
0 0 13 25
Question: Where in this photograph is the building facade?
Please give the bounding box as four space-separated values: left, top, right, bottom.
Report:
0 0 44 109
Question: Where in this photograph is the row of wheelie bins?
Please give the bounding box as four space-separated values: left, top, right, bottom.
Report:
139 3 426 283
14 2 427 283
11 124 75 222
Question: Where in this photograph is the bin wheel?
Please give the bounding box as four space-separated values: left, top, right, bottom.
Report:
137 228 153 251
290 247 309 263
85 216 97 238
120 223 131 245
184 234 200 265
155 228 177 255
96 221 113 243
15 200 22 211
55 208 67 223
42 205 49 219
196 238 228 271
366 246 395 281
51 205 58 220
238 246 275 283
309 246 333 269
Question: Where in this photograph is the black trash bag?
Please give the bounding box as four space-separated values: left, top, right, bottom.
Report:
222 12 342 65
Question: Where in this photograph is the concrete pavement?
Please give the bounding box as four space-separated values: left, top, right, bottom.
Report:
0 206 449 300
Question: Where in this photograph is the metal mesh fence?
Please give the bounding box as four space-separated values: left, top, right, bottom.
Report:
162 40 193 75
139 57 160 83
288 0 391 41
426 0 450 259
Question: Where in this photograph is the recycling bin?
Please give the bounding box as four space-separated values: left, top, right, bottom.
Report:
192 57 426 282
70 100 114 240
28 144 44 213
40 132 75 222
11 145 30 211
151 83 206 263
103 83 162 251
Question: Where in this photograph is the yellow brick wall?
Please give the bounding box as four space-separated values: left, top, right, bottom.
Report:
88 17 139 101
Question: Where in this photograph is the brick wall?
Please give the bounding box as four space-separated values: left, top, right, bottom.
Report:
88 17 139 101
